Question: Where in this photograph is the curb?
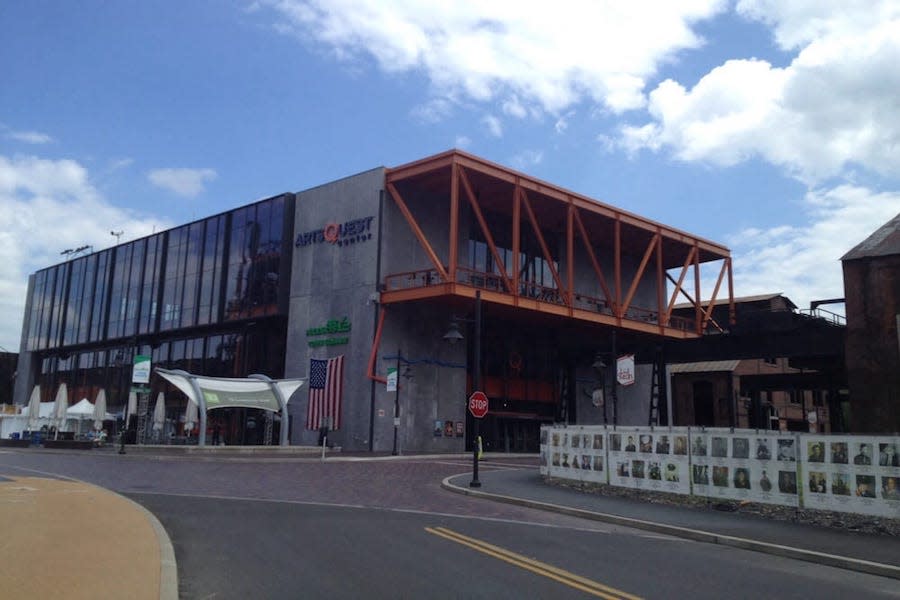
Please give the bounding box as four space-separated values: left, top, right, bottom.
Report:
121 494 179 600
441 475 900 581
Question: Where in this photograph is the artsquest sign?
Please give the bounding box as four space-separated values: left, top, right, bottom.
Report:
295 216 375 248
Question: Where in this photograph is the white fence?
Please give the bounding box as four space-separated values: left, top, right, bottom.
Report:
540 425 900 518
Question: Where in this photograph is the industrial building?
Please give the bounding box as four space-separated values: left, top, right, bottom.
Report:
842 214 900 433
13 150 734 452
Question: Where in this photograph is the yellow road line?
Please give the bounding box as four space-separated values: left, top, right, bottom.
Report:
425 526 643 600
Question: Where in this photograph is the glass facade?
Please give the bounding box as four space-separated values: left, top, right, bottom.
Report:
467 212 560 291
25 193 292 353
23 193 294 411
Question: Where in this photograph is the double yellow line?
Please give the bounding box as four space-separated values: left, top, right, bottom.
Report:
425 526 642 600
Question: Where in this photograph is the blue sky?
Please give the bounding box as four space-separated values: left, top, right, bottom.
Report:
2 1 899 351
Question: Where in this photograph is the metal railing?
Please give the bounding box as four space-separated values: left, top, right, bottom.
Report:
384 267 696 332
799 307 846 326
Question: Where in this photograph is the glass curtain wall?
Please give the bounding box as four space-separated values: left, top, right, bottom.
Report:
23 193 293 426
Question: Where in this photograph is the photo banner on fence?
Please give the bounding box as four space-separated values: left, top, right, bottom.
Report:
800 434 900 518
689 428 799 507
608 427 691 495
545 426 607 484
540 425 899 520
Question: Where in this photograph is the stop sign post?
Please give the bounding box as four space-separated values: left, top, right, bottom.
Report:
468 391 488 419
467 391 488 488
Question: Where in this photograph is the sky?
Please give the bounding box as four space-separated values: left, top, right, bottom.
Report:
1 1 899 352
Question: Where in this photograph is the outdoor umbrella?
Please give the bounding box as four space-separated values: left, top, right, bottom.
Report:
125 391 137 428
26 385 41 431
152 392 166 432
184 399 199 437
93 389 107 431
52 383 69 440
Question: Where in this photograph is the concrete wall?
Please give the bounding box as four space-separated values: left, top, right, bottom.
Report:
13 275 36 407
378 184 472 451
285 168 384 450
375 304 468 453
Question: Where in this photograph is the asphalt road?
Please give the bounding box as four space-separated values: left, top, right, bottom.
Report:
2 449 898 599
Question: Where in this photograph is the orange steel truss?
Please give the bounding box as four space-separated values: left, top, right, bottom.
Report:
382 150 734 339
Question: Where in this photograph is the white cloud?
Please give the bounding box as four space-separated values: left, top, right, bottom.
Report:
454 135 472 149
482 114 503 138
621 5 900 183
727 184 900 308
147 167 217 198
410 97 455 123
108 158 134 171
7 130 54 144
0 155 170 350
263 0 726 116
554 111 575 134
736 0 899 51
502 95 527 119
510 149 543 169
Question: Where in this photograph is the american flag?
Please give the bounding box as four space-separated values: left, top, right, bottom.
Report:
306 355 344 430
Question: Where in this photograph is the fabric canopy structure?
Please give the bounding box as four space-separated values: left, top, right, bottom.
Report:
155 368 304 447
68 398 95 436
67 398 94 417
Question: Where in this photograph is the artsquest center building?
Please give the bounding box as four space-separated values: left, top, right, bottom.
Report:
13 150 734 453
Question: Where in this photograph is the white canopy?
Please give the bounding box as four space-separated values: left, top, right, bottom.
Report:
67 398 95 417
22 402 55 419
155 368 303 447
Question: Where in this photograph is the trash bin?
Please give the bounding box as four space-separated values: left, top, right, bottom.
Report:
10 432 20 440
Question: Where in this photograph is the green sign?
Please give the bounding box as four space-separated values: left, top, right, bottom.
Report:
307 317 351 347
132 354 151 384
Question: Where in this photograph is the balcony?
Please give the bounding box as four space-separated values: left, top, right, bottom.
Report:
383 266 697 338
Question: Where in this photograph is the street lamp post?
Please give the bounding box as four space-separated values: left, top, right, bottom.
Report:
443 290 484 487
471 291 482 488
392 348 401 456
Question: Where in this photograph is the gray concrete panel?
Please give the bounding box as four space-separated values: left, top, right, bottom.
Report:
285 168 384 450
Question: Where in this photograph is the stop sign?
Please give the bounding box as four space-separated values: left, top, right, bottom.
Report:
468 391 489 418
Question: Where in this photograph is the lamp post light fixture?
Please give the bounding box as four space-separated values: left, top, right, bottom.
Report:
591 330 620 426
443 290 483 488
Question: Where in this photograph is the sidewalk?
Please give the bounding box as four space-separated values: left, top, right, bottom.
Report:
0 474 177 600
443 466 900 580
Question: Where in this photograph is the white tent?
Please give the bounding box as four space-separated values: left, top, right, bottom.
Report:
68 398 94 436
67 398 95 417
22 402 55 419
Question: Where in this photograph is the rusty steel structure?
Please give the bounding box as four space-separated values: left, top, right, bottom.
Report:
380 150 735 339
